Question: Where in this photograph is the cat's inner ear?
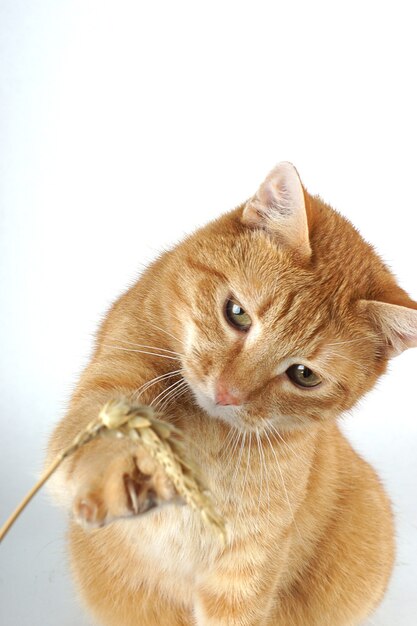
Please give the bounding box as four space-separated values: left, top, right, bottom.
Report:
360 300 417 357
242 162 311 260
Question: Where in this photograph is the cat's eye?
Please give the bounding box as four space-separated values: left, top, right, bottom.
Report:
286 364 322 388
224 298 252 332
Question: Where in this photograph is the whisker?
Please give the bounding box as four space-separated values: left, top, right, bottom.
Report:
158 381 189 412
107 338 183 357
151 378 186 409
102 344 181 361
326 349 364 370
220 425 239 461
255 430 264 515
229 432 247 511
151 381 185 410
131 369 183 402
223 428 243 476
268 423 306 463
257 431 270 516
237 431 252 524
226 432 246 502
327 335 377 347
265 427 302 540
165 380 189 403
157 381 189 412
144 320 184 346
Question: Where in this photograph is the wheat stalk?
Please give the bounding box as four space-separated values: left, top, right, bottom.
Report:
0 399 226 544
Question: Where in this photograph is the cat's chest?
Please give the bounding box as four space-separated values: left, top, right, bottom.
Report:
118 503 221 600
119 460 272 563
115 448 292 599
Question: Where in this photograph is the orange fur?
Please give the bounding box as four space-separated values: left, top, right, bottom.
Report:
47 163 417 625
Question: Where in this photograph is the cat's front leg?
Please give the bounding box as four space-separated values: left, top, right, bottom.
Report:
47 390 178 527
194 589 273 626
193 561 279 626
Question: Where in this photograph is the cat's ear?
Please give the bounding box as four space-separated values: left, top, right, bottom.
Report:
359 300 417 357
242 162 311 259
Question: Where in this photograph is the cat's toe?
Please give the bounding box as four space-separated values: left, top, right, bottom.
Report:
73 493 107 528
135 448 176 502
124 471 158 514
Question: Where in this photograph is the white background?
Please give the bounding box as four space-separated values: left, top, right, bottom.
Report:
0 2 416 625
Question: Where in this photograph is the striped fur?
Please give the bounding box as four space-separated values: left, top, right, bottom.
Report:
47 164 417 625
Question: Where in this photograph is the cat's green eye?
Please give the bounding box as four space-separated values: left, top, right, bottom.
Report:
224 298 252 332
286 364 322 388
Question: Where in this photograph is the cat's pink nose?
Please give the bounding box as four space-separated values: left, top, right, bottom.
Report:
215 381 244 406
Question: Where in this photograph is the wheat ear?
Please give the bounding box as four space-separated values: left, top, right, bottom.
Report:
0 399 226 544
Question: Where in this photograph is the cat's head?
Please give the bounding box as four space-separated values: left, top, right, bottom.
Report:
167 163 417 432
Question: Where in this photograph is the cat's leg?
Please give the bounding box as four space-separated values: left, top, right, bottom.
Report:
193 537 289 626
192 452 394 626
194 589 274 626
48 386 188 624
194 590 273 626
270 463 395 626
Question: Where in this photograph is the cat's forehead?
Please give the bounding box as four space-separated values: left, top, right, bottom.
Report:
213 230 309 283
183 230 341 331
215 232 322 306
230 235 307 288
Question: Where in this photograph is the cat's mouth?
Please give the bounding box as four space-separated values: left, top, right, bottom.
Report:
191 384 244 426
184 375 244 426
183 369 271 430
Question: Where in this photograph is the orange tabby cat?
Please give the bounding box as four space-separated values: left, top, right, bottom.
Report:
47 162 417 626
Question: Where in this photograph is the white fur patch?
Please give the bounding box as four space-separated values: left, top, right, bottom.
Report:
189 384 242 427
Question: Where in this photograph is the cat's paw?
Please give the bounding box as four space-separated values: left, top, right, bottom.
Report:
73 446 176 528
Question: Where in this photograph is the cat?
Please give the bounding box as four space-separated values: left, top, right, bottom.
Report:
47 162 417 626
